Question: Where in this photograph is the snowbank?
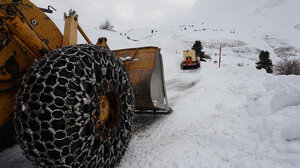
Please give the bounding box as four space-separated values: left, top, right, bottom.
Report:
256 76 300 166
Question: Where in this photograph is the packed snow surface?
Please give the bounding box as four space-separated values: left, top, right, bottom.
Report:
1 0 300 167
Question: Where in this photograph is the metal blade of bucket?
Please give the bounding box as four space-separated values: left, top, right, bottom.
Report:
114 47 171 112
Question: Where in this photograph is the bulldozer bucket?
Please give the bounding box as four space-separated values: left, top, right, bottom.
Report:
114 47 172 113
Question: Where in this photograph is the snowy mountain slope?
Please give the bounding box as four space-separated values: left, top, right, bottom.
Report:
44 0 300 60
168 0 300 29
246 0 300 27
170 0 300 60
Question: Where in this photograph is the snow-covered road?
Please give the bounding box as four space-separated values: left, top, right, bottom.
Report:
117 56 300 168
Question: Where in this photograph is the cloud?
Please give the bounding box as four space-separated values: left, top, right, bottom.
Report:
30 0 198 30
112 0 135 21
164 0 197 7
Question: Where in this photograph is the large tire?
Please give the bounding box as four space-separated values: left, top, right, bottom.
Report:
14 44 135 168
0 117 17 152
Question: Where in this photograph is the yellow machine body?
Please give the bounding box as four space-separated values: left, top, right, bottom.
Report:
183 50 196 62
0 0 63 127
181 49 200 70
0 0 170 127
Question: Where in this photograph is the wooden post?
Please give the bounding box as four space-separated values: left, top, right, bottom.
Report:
62 15 78 47
219 46 222 68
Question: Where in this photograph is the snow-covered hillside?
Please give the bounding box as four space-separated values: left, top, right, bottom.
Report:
1 0 300 168
115 17 300 167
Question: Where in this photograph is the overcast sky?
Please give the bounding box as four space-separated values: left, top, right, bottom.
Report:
31 0 201 31
30 0 298 31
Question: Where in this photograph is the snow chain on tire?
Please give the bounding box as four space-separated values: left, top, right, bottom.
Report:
14 44 135 168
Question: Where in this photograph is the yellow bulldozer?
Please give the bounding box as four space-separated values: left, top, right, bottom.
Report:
180 50 200 70
0 0 172 167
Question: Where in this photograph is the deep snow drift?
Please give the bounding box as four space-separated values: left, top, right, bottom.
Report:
1 0 300 168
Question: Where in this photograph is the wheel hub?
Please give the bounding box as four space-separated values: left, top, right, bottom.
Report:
92 85 121 137
98 95 110 125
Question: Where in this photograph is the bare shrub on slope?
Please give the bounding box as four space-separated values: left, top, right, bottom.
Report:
274 59 300 75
